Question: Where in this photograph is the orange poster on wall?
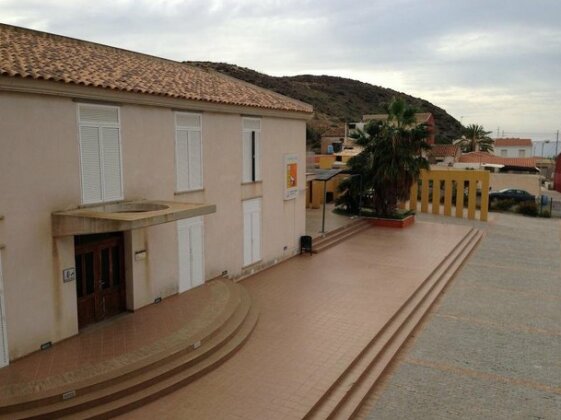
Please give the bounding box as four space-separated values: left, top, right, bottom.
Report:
287 163 297 188
284 154 298 200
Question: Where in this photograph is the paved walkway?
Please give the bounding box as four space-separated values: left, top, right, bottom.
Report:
120 221 471 419
360 212 561 419
0 279 231 402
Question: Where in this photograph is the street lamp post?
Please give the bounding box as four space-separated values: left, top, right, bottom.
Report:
541 140 550 157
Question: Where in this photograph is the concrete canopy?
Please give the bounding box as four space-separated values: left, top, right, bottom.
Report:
52 200 216 237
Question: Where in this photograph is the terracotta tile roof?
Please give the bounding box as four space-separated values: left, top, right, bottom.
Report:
0 24 313 114
429 144 459 157
458 152 537 168
494 138 532 147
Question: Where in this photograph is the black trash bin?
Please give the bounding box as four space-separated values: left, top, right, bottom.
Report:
300 235 313 255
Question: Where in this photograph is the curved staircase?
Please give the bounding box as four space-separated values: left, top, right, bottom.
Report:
0 279 258 419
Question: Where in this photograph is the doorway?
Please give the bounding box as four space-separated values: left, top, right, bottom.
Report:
74 232 126 329
177 217 205 293
243 198 261 267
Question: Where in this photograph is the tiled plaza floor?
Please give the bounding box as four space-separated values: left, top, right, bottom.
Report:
120 221 471 419
359 212 561 419
0 279 231 402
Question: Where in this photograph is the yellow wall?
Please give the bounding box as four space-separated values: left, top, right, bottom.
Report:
318 155 336 169
307 175 344 208
411 169 489 221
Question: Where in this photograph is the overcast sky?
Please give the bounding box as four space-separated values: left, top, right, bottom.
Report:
2 0 560 141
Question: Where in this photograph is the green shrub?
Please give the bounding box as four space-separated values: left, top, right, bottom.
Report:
516 201 538 217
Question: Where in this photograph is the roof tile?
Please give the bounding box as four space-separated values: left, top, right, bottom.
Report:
494 138 532 147
0 24 313 114
430 144 459 157
458 152 537 168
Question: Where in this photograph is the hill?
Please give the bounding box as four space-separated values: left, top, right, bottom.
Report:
188 62 463 144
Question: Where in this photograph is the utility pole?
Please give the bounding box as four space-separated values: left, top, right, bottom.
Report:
556 130 559 157
542 140 550 157
496 127 500 138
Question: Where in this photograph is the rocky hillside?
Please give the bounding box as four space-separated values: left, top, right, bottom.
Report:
188 61 463 144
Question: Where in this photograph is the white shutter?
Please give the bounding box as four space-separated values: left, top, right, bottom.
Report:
176 129 190 191
101 127 123 201
251 210 261 262
177 217 204 293
242 131 252 182
78 104 121 204
176 113 200 129
175 112 203 191
188 131 203 190
189 222 204 288
243 210 253 266
254 131 262 181
177 221 190 293
0 254 9 368
242 118 261 183
243 118 261 131
79 105 119 124
243 199 261 266
79 126 103 204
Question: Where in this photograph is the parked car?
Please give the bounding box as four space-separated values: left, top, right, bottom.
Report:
489 188 536 203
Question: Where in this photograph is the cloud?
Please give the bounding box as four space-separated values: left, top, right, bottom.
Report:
1 0 560 137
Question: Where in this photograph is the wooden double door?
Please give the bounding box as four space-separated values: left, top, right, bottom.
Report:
74 233 126 329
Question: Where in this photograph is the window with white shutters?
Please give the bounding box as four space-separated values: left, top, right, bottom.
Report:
175 112 203 192
78 104 123 204
242 118 261 183
0 253 8 368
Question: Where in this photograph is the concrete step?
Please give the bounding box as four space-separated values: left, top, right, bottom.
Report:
313 220 371 253
303 228 483 420
329 232 483 419
68 298 259 419
1 282 258 419
312 219 368 245
311 218 366 241
331 229 483 420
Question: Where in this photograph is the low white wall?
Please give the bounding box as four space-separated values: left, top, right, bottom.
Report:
490 173 541 196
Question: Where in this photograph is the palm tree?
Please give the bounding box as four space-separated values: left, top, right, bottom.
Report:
455 124 494 153
339 98 430 217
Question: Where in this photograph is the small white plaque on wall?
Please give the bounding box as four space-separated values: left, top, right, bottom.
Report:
62 267 76 283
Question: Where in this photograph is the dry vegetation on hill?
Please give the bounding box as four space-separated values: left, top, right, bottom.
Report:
188 61 463 145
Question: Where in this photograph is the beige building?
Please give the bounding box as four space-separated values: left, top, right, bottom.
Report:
0 24 312 365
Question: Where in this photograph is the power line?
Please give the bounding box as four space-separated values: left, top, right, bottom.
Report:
499 131 559 136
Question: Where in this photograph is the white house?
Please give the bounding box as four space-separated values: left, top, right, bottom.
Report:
493 138 533 158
